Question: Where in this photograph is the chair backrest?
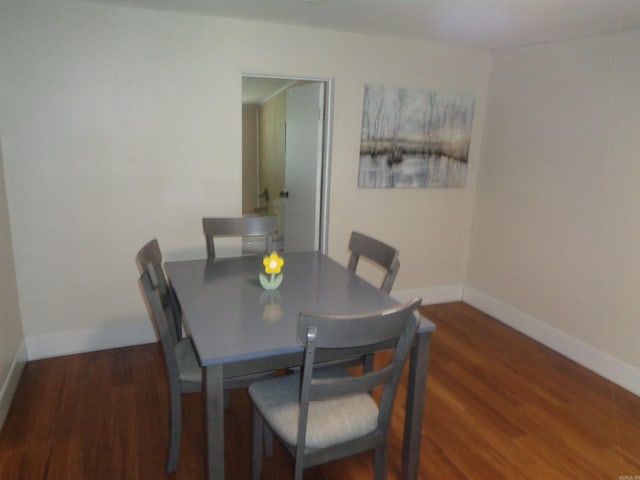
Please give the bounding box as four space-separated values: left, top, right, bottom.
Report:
135 239 169 296
135 239 181 343
295 298 421 457
347 231 400 294
138 271 182 386
202 216 277 259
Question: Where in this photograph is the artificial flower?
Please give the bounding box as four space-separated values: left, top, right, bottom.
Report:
263 252 284 274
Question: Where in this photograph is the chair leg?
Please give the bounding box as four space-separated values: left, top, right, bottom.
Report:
263 425 273 458
167 385 182 474
294 459 304 480
374 444 387 480
252 406 264 480
363 352 376 373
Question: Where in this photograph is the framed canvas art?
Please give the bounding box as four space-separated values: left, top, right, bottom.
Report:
359 85 475 188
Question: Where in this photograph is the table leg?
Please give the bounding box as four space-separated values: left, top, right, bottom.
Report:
402 331 432 480
204 364 225 480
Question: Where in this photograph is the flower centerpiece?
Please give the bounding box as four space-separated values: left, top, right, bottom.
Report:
260 252 284 290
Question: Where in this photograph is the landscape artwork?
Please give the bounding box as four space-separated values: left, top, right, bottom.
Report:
358 85 475 188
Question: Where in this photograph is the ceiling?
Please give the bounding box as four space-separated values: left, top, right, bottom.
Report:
89 0 640 50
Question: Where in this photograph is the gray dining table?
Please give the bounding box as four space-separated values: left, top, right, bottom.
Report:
164 250 435 480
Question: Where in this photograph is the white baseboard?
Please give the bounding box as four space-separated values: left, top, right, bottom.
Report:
0 339 27 432
26 320 156 361
393 285 463 305
13 286 639 402
22 286 462 361
463 286 640 397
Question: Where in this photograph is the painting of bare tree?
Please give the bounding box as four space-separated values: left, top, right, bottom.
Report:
359 85 475 188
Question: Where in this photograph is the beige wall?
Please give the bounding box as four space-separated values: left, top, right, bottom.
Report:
0 137 25 403
242 106 258 214
258 92 286 215
0 0 490 341
467 30 640 372
0 0 637 393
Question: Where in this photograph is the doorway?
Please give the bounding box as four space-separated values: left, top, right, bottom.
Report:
241 75 332 253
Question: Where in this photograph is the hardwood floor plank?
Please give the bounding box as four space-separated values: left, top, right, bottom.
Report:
0 303 638 479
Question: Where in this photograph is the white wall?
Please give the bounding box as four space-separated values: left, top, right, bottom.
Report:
467 29 640 392
0 0 490 354
0 137 26 429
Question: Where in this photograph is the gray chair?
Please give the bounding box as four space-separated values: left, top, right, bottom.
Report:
249 298 422 480
138 269 199 474
137 247 274 474
135 238 182 341
202 216 277 259
348 231 400 294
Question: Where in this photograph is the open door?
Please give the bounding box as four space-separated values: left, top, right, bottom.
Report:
281 83 324 252
242 76 331 253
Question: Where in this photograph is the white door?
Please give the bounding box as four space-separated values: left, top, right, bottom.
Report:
282 83 324 252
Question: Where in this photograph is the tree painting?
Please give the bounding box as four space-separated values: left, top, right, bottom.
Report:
359 85 475 188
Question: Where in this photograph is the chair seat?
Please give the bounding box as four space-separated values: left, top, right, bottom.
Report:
249 369 379 449
175 338 202 384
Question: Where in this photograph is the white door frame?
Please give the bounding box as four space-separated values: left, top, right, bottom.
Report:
243 73 333 254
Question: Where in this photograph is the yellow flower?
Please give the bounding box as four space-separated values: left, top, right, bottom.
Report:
263 252 284 274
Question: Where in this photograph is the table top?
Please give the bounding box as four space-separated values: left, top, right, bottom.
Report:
165 251 432 367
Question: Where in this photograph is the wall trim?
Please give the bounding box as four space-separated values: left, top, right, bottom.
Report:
463 286 640 397
0 339 27 432
23 286 463 361
26 320 156 361
17 285 640 396
393 285 464 305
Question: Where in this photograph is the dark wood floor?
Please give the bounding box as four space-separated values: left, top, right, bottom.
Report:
1 302 639 479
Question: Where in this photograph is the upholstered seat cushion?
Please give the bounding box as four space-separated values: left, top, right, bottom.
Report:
249 369 379 449
175 338 202 384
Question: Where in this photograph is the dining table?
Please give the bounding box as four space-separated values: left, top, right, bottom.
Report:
164 250 435 480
